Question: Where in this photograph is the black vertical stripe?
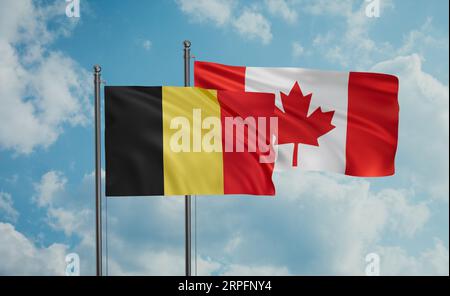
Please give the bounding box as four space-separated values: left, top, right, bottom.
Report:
105 86 164 196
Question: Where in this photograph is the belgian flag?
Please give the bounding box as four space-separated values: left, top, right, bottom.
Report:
105 86 276 197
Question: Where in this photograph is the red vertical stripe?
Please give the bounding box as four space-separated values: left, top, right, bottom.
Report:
194 61 246 91
346 72 399 177
218 91 275 195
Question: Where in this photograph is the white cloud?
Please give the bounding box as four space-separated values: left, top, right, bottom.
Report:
108 247 184 275
3 174 19 184
0 222 67 275
47 207 92 238
300 0 354 17
176 0 234 26
376 240 449 275
292 41 305 58
0 166 442 276
33 171 94 249
224 233 242 253
176 0 273 44
28 52 90 127
398 18 449 55
273 172 435 275
0 0 90 155
98 170 441 275
265 0 297 23
0 0 54 44
197 257 222 275
376 189 430 237
142 39 152 51
222 264 290 276
33 171 67 207
310 8 447 73
0 170 94 275
233 10 273 44
11 170 97 275
105 228 289 276
11 166 441 276
106 239 289 276
0 192 19 223
310 0 394 68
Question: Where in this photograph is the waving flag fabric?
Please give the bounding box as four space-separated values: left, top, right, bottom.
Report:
105 86 276 197
195 61 400 177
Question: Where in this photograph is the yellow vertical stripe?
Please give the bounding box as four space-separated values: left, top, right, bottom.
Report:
162 87 224 195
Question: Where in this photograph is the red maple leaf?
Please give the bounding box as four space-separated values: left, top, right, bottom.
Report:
275 82 336 167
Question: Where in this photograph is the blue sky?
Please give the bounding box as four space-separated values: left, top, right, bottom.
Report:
0 0 448 275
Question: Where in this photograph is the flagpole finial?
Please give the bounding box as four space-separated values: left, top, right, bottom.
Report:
183 40 191 48
94 65 102 73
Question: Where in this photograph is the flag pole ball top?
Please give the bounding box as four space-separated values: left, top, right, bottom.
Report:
183 40 191 48
93 65 102 73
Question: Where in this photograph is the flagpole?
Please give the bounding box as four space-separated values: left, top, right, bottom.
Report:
94 64 103 276
183 40 192 277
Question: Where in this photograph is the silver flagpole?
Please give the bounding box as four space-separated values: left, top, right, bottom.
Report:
94 65 103 276
183 40 192 276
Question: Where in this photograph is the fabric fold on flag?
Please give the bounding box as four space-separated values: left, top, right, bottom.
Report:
105 86 276 197
194 61 399 177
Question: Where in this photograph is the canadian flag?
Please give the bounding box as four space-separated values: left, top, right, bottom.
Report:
194 61 400 177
